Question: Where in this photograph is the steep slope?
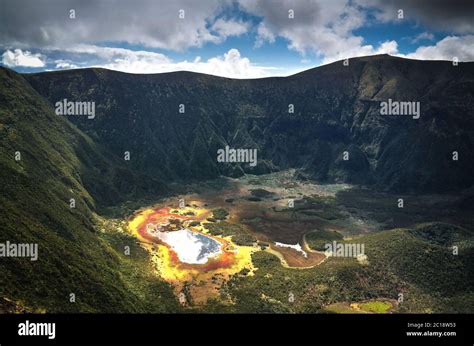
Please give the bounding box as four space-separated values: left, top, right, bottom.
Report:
0 67 178 312
24 55 474 193
1 56 473 313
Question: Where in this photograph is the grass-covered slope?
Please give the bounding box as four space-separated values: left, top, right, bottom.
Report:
0 67 179 312
219 222 473 313
360 223 474 312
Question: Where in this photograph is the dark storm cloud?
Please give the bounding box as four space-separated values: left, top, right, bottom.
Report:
0 0 227 50
1 0 473 51
359 0 474 33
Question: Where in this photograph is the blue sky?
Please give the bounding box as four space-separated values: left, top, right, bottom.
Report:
1 0 473 78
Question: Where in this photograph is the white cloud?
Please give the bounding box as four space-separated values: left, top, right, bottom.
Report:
186 48 276 78
69 46 280 78
240 0 383 62
240 0 473 64
65 44 172 64
255 22 275 47
54 59 79 69
211 18 249 37
2 0 473 70
0 0 230 51
2 49 45 67
320 40 399 64
410 32 435 44
355 0 474 34
88 36 470 77
403 35 474 61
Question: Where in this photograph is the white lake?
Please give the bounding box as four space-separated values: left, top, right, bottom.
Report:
149 228 222 264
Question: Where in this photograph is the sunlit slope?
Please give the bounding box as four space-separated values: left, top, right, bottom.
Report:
0 67 178 312
359 223 474 312
219 222 473 313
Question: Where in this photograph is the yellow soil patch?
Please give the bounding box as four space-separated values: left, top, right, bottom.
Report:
127 203 258 305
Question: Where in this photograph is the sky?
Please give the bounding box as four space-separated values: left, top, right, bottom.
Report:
1 0 473 78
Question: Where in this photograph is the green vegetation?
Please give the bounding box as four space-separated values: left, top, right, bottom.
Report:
358 301 392 313
24 55 474 193
298 196 344 220
204 221 257 246
212 208 229 220
409 223 474 249
221 222 474 313
1 53 474 313
323 303 358 314
305 229 344 251
247 197 262 202
323 300 393 313
250 189 275 198
0 68 179 312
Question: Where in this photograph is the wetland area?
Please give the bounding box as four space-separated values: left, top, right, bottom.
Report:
106 169 474 313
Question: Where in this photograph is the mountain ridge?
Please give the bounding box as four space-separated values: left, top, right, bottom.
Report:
21 54 474 193
0 67 178 312
18 53 474 80
1 54 473 312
